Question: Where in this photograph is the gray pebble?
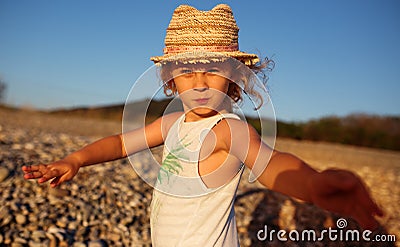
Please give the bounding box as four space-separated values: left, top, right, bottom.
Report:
1 214 13 226
14 237 28 244
0 167 9 182
87 240 107 247
28 241 47 247
31 230 46 242
24 143 35 150
72 242 87 247
11 143 22 150
11 243 24 247
15 214 27 225
48 187 70 197
45 233 57 247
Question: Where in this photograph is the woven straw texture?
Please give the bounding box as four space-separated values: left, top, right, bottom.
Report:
151 4 259 65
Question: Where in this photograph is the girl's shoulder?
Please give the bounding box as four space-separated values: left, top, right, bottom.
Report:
212 117 263 159
213 117 259 145
215 117 253 132
158 111 184 136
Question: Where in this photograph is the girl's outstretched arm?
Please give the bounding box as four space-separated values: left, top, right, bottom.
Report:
22 134 124 187
22 113 180 187
260 152 384 229
229 120 383 229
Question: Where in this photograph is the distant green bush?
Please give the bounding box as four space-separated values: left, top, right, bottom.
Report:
276 114 400 151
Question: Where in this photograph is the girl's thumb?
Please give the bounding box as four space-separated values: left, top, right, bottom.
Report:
318 169 357 192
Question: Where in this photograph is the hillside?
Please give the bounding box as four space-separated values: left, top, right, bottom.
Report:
41 100 400 151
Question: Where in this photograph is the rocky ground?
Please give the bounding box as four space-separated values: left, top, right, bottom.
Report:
0 107 399 247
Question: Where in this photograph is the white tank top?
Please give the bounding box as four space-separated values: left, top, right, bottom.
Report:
150 113 244 246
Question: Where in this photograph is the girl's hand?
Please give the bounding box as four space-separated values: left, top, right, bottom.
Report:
308 169 384 230
22 160 80 187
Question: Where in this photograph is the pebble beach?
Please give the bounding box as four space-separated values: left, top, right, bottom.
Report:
0 107 399 247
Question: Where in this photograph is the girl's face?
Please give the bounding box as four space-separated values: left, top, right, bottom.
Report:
170 63 233 121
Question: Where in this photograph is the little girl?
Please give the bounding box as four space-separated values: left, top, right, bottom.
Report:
23 4 383 246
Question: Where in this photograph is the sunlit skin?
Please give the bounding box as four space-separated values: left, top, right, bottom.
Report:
170 64 232 122
22 62 383 230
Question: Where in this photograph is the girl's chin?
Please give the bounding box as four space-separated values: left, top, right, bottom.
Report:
185 108 220 120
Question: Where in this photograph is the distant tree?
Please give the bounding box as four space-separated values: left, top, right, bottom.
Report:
0 79 6 103
275 114 400 151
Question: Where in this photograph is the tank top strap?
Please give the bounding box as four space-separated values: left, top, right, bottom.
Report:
177 113 241 146
164 113 241 163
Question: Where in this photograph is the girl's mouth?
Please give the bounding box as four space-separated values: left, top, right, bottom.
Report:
194 98 210 105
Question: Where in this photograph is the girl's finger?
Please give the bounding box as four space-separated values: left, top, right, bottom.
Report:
22 164 36 173
23 171 43 179
38 169 60 183
356 182 384 218
353 204 380 230
22 164 47 173
50 177 61 187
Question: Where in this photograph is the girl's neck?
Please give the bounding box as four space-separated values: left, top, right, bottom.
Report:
184 109 229 122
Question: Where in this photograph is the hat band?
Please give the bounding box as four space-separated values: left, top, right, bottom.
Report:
163 44 239 55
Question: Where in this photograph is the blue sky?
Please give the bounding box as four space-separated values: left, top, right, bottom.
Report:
0 0 399 121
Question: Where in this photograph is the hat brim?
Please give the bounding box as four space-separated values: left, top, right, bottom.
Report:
150 51 259 66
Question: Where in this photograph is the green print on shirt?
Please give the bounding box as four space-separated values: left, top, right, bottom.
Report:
158 136 191 183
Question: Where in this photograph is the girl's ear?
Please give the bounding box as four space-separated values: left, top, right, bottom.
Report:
164 79 177 96
227 82 242 103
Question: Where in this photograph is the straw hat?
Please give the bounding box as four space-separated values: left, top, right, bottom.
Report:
150 4 259 65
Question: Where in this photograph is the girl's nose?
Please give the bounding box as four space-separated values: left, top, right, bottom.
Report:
193 72 208 91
